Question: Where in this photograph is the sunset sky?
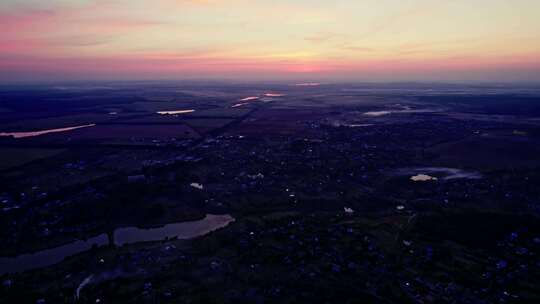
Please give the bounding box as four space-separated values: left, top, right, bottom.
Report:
1 0 539 83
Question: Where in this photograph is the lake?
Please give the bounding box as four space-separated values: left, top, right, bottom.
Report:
0 124 96 139
156 110 195 115
0 214 234 275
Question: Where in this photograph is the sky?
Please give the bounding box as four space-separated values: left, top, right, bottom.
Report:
1 0 539 83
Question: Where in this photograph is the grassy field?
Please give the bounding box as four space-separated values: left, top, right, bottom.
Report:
427 134 540 169
63 124 201 142
98 114 234 134
0 148 64 170
130 103 251 117
186 108 251 118
0 113 122 132
182 118 235 133
130 101 198 112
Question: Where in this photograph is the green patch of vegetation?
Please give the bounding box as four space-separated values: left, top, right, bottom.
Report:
131 101 195 112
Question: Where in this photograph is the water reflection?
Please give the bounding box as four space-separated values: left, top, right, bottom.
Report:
0 214 234 274
239 96 259 102
363 108 440 117
0 124 95 139
114 214 232 246
363 111 392 117
411 174 438 182
0 234 109 275
295 83 321 87
232 103 250 108
156 110 195 115
395 167 482 181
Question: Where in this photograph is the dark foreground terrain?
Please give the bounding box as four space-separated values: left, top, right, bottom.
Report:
0 82 539 303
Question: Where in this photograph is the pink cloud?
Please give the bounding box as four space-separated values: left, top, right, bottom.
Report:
0 1 538 82
0 9 58 32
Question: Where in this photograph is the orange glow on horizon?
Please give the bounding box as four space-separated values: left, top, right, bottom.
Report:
1 0 539 82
